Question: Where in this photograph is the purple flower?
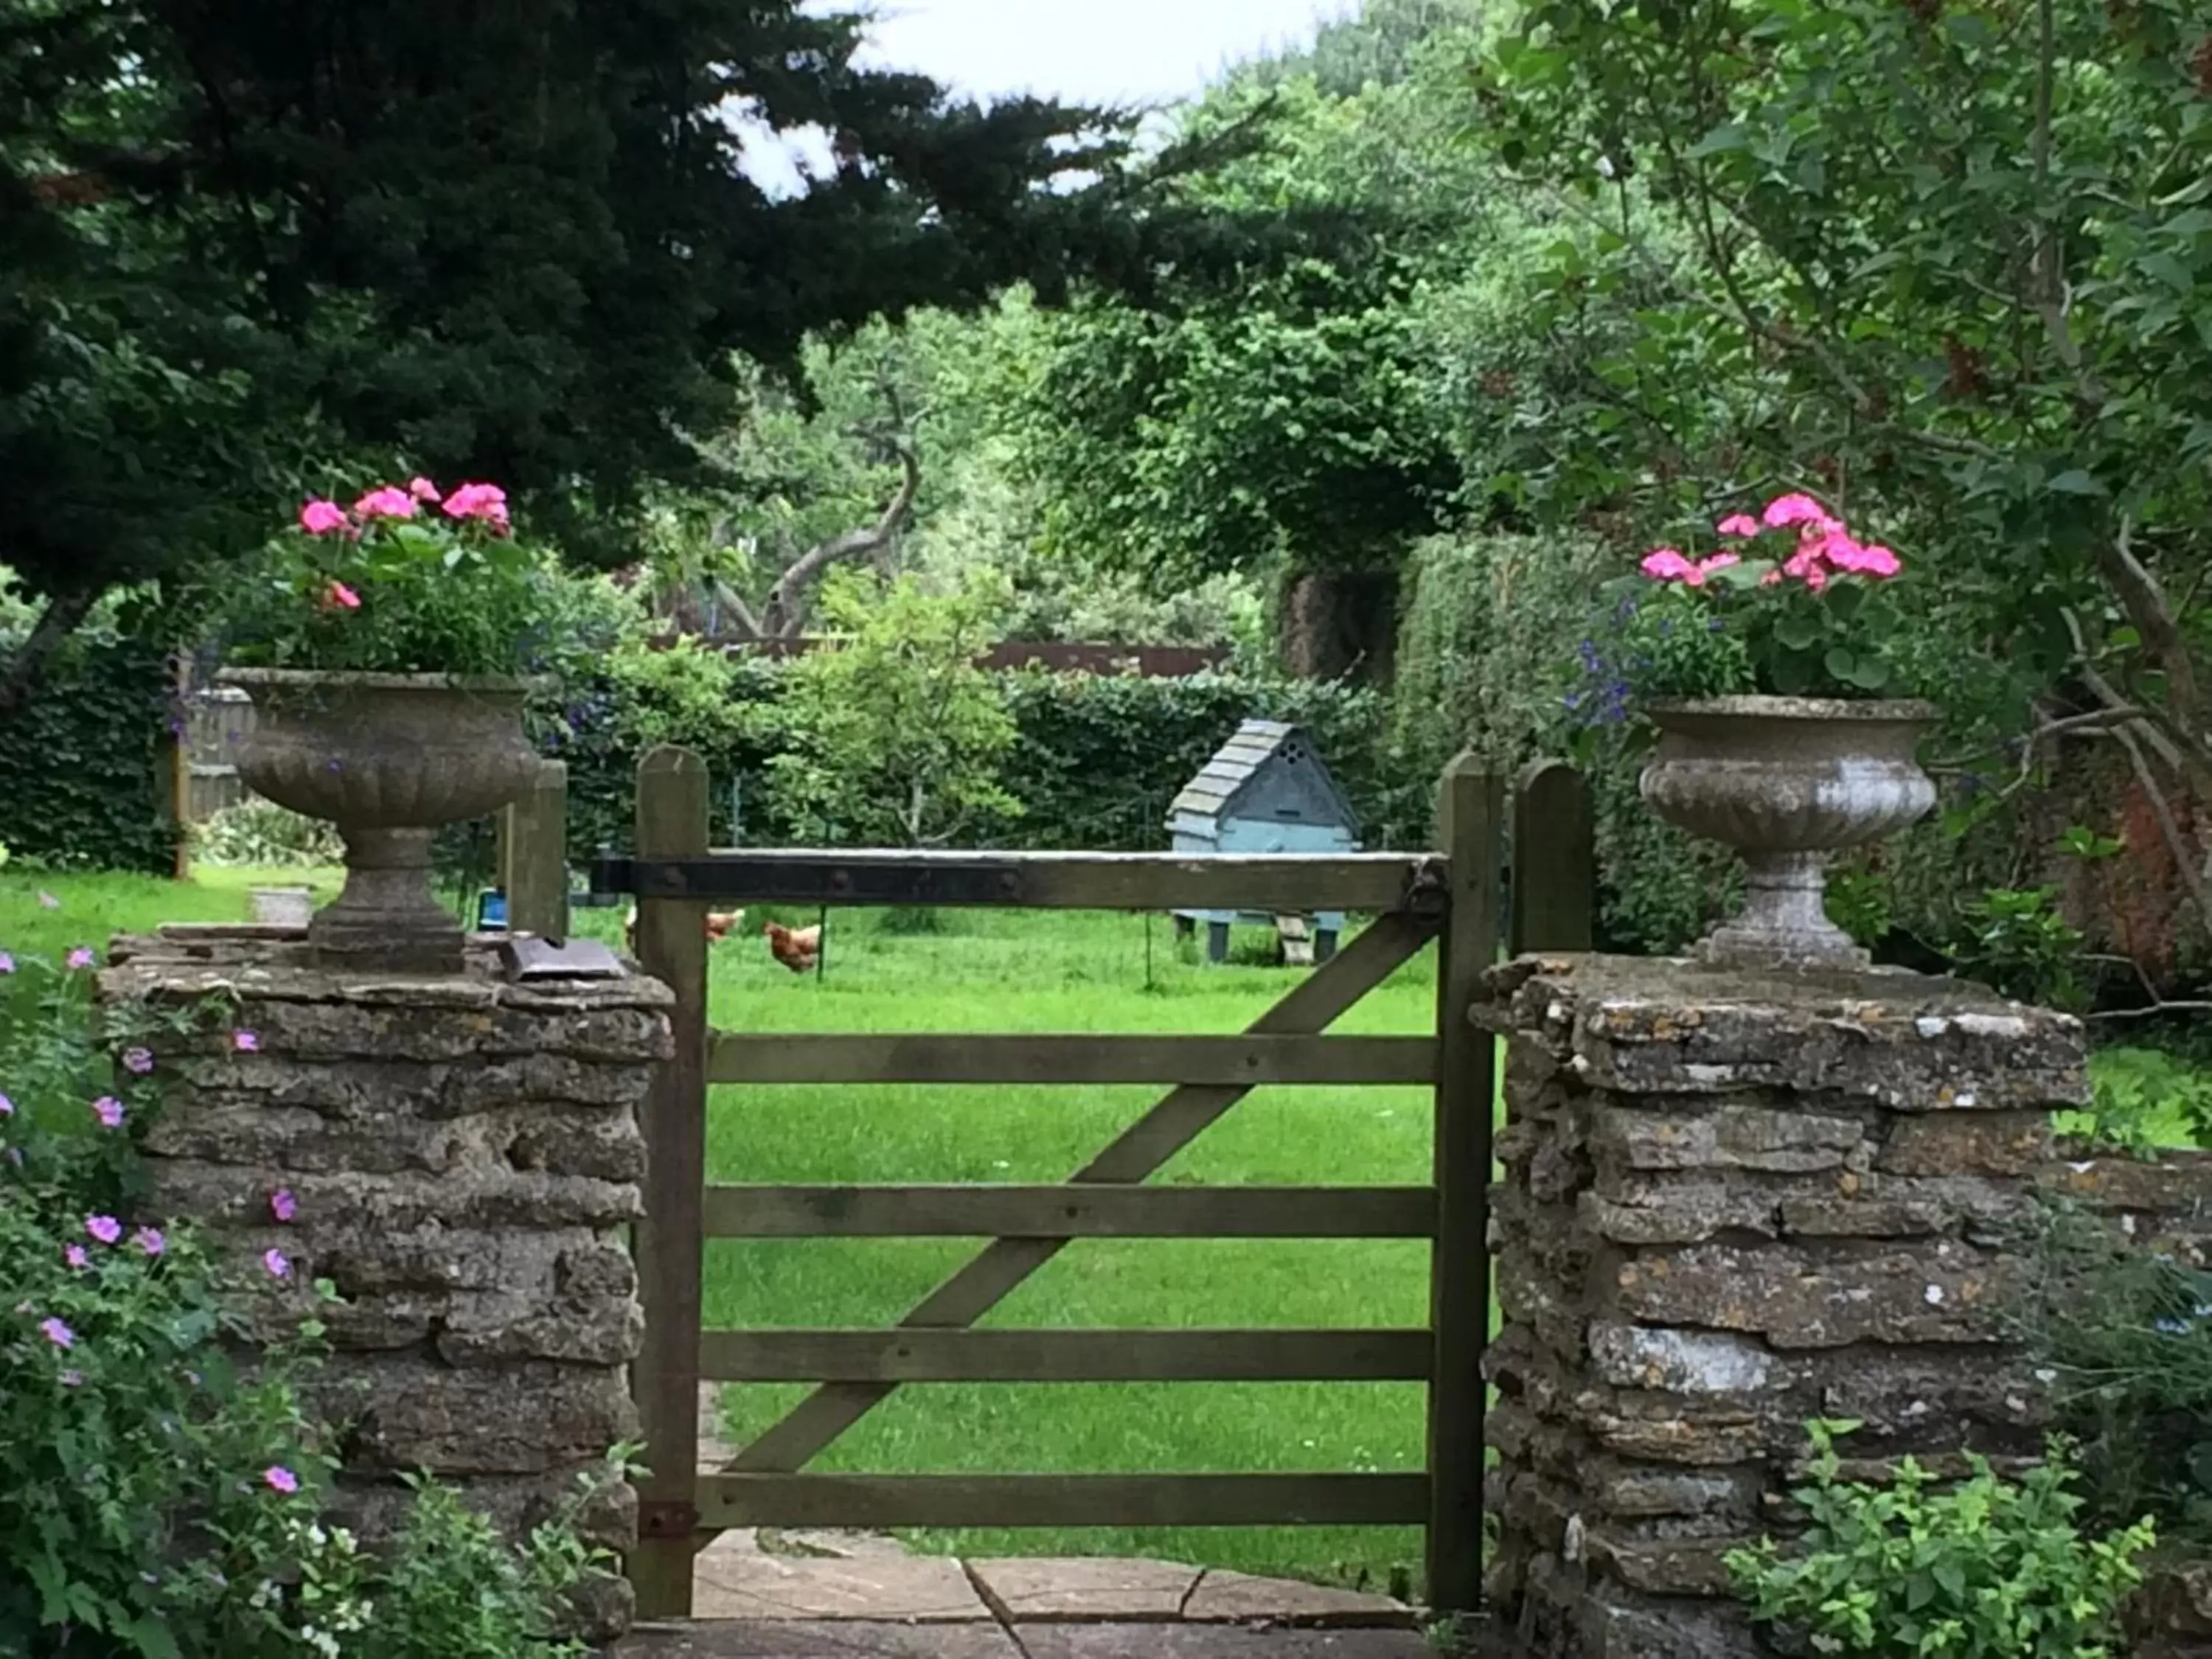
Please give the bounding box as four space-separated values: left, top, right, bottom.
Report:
263 1466 299 1495
64 1245 88 1270
262 1248 291 1279
59 1369 83 1388
0 951 13 975
132 1227 165 1258
0 1092 13 1117
86 1216 122 1246
66 947 94 971
91 1097 125 1130
39 1318 74 1349
270 1189 298 1224
232 1031 260 1054
122 1048 154 1076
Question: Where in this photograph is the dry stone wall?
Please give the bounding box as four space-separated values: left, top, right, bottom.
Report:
1479 953 2089 1659
99 925 670 1642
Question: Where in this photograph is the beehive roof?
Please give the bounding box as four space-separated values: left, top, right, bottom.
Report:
1169 719 1356 827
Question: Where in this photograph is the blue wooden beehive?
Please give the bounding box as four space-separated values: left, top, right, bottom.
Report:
1167 719 1360 963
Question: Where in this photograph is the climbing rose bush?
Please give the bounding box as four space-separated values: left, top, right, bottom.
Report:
1571 493 1919 723
223 477 580 679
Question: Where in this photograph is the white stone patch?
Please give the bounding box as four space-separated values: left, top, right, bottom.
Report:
1562 1514 1586 1564
1916 1017 1951 1039
1953 1091 1978 1107
1924 1284 1946 1305
1954 1012 2031 1039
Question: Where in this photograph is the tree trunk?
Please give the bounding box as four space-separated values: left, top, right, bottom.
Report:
0 589 98 717
1278 568 1399 686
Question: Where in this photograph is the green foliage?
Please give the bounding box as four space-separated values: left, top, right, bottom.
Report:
0 602 177 873
768 573 1022 846
2025 1199 2212 1548
2056 1048 2212 1159
1956 887 2092 1013
1727 1422 2153 1659
193 801 343 869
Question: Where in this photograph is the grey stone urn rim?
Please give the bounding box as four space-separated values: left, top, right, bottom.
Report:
1648 694 1940 723
217 667 554 694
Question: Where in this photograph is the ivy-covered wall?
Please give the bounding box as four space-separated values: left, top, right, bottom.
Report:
0 626 178 874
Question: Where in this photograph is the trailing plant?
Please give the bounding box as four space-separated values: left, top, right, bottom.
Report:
1728 1420 2153 1659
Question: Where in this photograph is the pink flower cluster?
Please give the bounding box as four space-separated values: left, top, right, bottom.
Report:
1641 493 1903 594
295 476 509 539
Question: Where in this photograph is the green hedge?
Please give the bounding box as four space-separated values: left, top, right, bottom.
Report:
0 625 178 874
540 659 1432 867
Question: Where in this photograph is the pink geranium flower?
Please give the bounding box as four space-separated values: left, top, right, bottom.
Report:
40 1318 74 1349
233 1031 260 1054
299 500 349 535
408 476 441 501
86 1216 122 1246
321 580 362 612
0 1092 13 1116
270 1189 298 1223
1716 513 1761 538
263 1467 299 1495
1639 549 1699 582
354 486 417 521
64 1245 88 1270
1761 492 1834 529
1686 552 1741 586
1827 539 1902 578
263 1248 291 1279
132 1227 165 1257
66 947 94 971
442 481 511 528
91 1096 125 1130
0 951 13 974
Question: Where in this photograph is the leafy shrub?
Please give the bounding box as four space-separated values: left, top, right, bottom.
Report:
1728 1421 2152 1659
0 947 613 1658
0 602 179 875
195 800 345 869
2023 1200 2212 1548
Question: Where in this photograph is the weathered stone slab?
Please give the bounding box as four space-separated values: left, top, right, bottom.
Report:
1182 1569 1414 1629
619 1620 1023 1658
1592 1102 1870 1174
1018 1627 1436 1659
692 1540 988 1622
969 1557 1200 1622
1614 1240 2010 1348
1587 1324 1777 1394
1878 1111 2052 1178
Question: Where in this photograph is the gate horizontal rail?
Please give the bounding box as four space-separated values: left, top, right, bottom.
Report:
708 1032 1437 1087
698 1327 1433 1383
592 846 1445 913
697 1472 1432 1531
700 1183 1438 1238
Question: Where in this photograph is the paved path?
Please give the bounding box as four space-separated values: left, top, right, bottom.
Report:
620 1390 1500 1657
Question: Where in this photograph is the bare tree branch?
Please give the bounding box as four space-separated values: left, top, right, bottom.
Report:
752 439 923 640
0 589 98 717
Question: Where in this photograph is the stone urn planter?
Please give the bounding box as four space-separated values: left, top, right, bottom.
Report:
1640 695 1938 970
217 670 546 974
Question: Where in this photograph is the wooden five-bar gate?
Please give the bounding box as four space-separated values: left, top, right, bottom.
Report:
590 748 1595 1621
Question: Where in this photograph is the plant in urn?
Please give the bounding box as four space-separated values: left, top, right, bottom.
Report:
220 479 564 974
1573 493 1936 970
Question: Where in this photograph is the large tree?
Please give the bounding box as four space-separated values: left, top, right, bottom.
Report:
0 0 1317 703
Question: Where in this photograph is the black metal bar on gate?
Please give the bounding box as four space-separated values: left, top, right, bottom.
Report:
589 848 1450 916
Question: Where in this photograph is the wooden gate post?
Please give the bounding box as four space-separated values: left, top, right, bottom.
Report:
1426 752 1503 1616
501 760 570 939
1512 759 1596 954
629 747 712 1618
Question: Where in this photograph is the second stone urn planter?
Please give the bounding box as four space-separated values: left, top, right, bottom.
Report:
218 669 546 974
1640 695 1938 970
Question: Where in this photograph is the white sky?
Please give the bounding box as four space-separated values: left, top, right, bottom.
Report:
744 0 1357 192
852 0 1360 107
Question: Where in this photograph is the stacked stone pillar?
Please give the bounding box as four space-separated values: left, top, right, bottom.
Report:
1480 955 2087 1659
100 926 669 1640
